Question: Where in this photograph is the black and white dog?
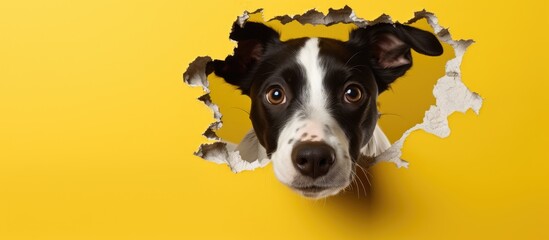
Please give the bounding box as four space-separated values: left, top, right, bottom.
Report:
208 21 442 198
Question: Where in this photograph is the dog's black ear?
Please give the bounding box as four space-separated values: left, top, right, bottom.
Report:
207 22 281 95
348 23 443 93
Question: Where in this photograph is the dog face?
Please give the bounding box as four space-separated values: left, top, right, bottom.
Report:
209 22 442 198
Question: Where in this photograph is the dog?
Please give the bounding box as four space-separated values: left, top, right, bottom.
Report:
207 21 443 198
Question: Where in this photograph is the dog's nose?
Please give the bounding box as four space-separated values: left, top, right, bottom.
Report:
291 142 335 178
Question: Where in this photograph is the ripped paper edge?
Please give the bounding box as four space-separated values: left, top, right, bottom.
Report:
183 7 483 172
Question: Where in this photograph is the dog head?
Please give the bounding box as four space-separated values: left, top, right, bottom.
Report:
209 22 442 198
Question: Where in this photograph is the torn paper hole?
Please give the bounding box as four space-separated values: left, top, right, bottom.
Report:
183 7 483 173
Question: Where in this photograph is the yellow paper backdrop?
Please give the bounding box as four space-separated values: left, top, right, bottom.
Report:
1 1 547 239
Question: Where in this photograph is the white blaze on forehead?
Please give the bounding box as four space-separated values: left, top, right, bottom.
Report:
296 38 331 124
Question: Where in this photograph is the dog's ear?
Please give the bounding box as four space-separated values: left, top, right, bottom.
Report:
207 22 281 95
348 23 443 93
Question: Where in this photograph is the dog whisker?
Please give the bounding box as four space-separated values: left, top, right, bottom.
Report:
350 170 362 198
355 170 368 198
348 64 369 73
350 171 359 198
344 51 362 67
354 162 371 187
231 107 250 116
378 112 404 119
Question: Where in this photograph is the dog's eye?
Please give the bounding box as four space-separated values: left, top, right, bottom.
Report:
344 84 363 103
266 86 286 105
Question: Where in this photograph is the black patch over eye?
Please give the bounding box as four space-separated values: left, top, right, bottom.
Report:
265 86 286 105
343 83 363 103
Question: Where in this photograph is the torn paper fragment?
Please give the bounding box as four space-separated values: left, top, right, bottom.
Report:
183 7 482 172
373 11 483 167
270 6 367 27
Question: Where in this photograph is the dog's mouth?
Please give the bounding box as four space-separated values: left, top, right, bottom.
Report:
290 184 347 199
293 185 326 193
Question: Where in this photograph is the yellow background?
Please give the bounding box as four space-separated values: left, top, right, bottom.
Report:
1 0 548 239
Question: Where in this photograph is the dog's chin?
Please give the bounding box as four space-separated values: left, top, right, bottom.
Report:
290 184 348 199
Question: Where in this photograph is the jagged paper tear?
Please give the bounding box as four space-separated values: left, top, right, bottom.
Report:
183 7 483 172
